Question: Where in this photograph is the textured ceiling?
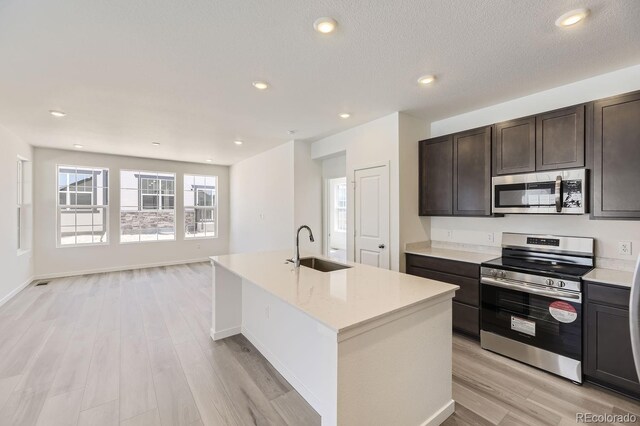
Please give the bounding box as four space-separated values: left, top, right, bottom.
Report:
1 0 639 164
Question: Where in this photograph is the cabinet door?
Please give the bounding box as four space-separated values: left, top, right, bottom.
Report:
493 117 535 175
585 302 640 396
453 126 492 216
592 91 640 219
419 136 453 216
536 105 585 171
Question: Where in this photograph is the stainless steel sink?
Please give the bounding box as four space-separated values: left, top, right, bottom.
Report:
293 257 352 272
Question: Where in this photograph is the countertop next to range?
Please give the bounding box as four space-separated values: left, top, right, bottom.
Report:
584 268 634 289
210 250 458 333
405 246 499 265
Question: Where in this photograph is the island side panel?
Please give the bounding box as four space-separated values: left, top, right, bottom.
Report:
241 279 339 426
211 261 243 340
337 298 455 426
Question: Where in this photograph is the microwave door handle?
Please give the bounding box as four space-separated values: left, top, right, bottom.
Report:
555 175 562 212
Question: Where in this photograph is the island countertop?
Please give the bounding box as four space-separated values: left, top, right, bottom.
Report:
210 250 459 333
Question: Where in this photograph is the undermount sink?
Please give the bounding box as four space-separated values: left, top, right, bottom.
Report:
295 257 352 272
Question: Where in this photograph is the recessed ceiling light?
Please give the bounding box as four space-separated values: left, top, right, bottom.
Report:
313 17 338 34
555 8 590 27
417 75 436 85
339 113 351 119
50 110 66 117
73 144 84 149
206 159 213 162
252 81 269 90
152 142 160 146
234 140 243 145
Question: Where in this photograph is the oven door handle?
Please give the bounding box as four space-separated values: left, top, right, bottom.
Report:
481 277 582 303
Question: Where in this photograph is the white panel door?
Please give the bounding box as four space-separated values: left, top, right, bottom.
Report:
354 165 389 269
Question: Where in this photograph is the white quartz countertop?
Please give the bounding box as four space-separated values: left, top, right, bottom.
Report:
210 251 458 333
584 268 634 289
405 246 499 265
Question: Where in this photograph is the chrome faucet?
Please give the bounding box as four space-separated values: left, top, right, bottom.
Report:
292 225 315 267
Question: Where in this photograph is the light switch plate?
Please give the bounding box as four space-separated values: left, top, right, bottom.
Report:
618 241 632 256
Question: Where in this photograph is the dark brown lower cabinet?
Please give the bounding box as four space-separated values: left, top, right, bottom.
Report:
584 281 640 398
406 254 480 338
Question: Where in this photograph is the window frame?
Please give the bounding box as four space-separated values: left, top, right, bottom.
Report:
56 164 110 248
183 174 218 240
119 169 176 244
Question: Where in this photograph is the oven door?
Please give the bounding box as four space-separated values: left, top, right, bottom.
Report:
481 277 582 361
492 169 586 214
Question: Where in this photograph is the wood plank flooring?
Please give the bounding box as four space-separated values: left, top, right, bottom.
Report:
0 262 637 425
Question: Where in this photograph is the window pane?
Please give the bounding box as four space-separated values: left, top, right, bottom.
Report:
142 195 158 210
184 174 217 238
162 195 174 210
57 166 109 246
76 193 92 206
121 171 175 243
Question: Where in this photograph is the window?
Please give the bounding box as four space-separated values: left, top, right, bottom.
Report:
57 166 109 246
334 182 347 232
184 174 217 238
121 170 175 242
17 158 26 251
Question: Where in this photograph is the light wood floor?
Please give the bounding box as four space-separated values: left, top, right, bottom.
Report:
0 263 638 425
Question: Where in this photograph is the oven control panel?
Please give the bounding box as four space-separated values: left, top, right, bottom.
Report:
527 237 560 247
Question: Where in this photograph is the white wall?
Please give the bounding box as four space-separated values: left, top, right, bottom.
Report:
312 113 402 271
398 113 430 272
33 148 230 278
230 142 294 253
0 125 34 304
429 64 640 270
294 141 323 255
229 140 324 256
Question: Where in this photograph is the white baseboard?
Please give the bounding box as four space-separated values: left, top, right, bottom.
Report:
210 327 241 341
421 399 455 426
33 257 211 281
0 275 34 308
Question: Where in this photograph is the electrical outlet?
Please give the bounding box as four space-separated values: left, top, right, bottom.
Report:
618 241 632 256
487 232 494 243
446 230 453 240
265 305 270 319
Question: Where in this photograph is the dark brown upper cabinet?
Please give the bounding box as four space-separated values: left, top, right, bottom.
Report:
453 126 492 216
492 104 586 176
536 105 585 171
592 91 640 219
419 127 492 217
419 135 453 216
493 116 536 175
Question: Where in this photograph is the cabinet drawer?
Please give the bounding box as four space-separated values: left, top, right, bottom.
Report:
406 266 479 307
406 254 479 279
453 302 479 338
585 282 630 308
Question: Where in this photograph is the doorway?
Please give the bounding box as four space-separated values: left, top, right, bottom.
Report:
326 177 347 262
354 164 390 269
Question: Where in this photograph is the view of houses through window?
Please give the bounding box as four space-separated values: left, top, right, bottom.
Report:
120 170 176 242
57 166 109 246
184 174 217 238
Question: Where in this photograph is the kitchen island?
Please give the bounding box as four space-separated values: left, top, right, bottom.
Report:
210 251 458 426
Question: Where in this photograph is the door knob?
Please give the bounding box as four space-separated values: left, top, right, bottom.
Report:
378 244 385 249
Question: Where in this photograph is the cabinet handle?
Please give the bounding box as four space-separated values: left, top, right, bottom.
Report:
378 244 385 249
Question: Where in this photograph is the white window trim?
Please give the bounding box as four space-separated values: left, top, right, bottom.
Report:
119 169 177 244
184 174 218 240
17 156 31 255
56 164 110 248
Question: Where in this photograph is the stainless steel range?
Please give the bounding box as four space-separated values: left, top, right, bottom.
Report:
480 233 595 383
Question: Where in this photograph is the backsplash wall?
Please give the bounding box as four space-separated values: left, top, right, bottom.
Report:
431 215 640 271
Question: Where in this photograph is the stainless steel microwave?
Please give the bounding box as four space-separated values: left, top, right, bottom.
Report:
492 169 587 214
